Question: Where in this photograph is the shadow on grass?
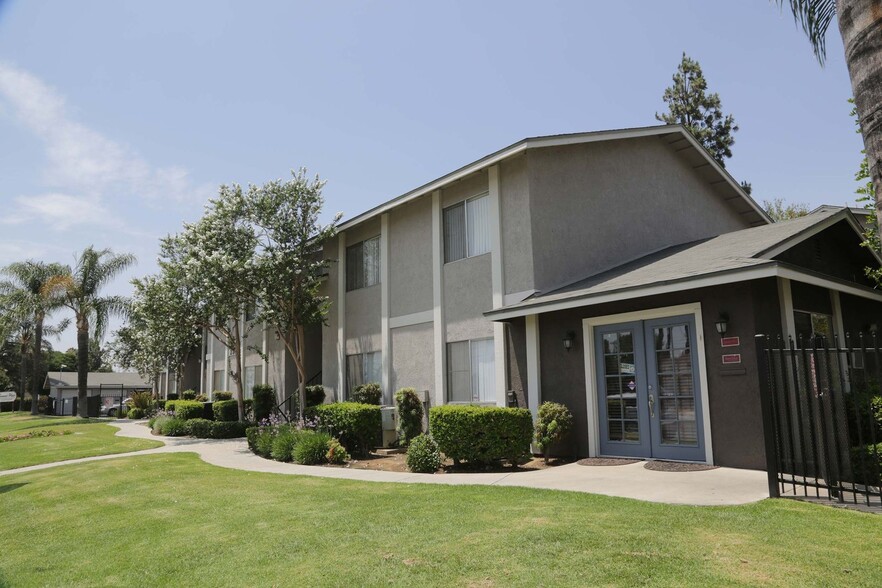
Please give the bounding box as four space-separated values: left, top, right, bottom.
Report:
4 416 105 431
0 482 28 495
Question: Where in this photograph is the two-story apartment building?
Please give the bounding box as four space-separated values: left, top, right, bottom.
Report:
164 124 882 471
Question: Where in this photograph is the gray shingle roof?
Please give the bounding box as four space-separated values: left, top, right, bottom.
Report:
491 209 846 315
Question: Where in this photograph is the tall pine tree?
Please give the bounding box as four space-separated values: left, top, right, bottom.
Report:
656 53 738 167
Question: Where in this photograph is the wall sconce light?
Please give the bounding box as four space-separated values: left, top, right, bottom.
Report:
715 314 729 337
563 331 576 352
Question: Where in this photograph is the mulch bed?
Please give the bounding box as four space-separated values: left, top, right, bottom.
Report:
576 457 640 466
643 460 718 472
340 453 574 474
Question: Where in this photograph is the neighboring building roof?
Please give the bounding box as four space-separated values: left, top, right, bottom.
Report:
486 208 881 320
337 124 770 231
44 372 150 390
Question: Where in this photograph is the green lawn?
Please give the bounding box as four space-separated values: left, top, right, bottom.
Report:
1 453 880 587
0 414 162 471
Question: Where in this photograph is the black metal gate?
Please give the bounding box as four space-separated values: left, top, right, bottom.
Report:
756 334 882 508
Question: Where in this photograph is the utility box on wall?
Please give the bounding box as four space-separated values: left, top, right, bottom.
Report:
380 406 398 448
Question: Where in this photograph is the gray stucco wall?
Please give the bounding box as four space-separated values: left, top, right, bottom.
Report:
527 137 752 293
525 281 773 469
443 253 494 343
391 323 434 396
441 170 488 208
500 155 534 296
389 195 433 317
321 249 341 401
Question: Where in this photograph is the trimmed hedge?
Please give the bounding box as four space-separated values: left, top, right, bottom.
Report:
252 384 275 423
305 385 326 407
352 382 382 405
127 407 146 420
161 417 188 436
209 420 249 439
213 400 239 422
293 431 333 465
306 402 381 457
429 405 533 465
213 391 233 401
185 418 214 438
181 390 197 400
167 400 204 421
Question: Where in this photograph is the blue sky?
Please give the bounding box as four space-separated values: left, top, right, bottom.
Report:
0 1 865 350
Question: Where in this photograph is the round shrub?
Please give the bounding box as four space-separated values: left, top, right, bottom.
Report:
213 399 240 422
270 426 302 462
213 390 233 401
406 434 441 473
352 382 382 405
166 393 179 401
186 418 214 438
209 421 249 439
127 407 145 420
160 417 188 436
181 390 197 400
169 400 204 421
305 385 326 407
326 438 350 464
293 431 332 465
429 405 533 466
306 402 381 457
395 388 424 446
535 401 574 463
151 415 171 434
252 384 275 423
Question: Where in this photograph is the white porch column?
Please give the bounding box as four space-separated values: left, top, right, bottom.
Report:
337 232 347 401
488 165 508 406
777 277 796 339
380 213 392 404
525 314 541 420
432 190 446 407
830 289 851 391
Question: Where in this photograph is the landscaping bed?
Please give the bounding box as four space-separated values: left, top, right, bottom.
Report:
339 452 574 473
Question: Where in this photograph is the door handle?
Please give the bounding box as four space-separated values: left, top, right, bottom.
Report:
648 394 655 418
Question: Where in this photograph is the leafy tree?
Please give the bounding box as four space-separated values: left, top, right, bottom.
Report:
776 1 882 229
656 52 739 166
47 247 136 417
160 186 258 421
0 261 69 414
246 170 340 420
763 198 810 222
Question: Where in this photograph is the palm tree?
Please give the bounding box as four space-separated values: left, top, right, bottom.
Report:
0 261 69 415
777 1 882 225
47 247 135 418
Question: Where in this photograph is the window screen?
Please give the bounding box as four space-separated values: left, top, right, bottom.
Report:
346 236 380 291
447 338 495 403
443 193 490 263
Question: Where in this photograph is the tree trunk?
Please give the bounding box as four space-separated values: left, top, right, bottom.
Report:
839 0 882 228
19 341 27 413
231 322 245 422
296 328 306 423
31 315 44 415
77 316 89 418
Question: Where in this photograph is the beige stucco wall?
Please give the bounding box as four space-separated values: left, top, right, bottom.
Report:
500 154 533 296
391 323 434 396
389 195 433 318
443 253 494 343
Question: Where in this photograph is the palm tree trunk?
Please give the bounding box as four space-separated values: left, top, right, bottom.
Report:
77 316 89 418
19 341 27 414
838 0 882 227
31 315 44 416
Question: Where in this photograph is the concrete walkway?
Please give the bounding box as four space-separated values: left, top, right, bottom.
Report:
1 420 770 506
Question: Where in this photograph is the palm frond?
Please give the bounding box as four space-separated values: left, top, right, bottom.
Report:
776 0 837 64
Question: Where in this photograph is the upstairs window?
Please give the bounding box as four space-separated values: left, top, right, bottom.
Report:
346 236 380 291
443 193 491 263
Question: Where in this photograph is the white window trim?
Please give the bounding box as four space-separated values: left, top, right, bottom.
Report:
443 191 490 264
581 302 713 464
446 337 496 404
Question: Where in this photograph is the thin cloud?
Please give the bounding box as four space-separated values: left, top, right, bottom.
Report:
2 193 110 230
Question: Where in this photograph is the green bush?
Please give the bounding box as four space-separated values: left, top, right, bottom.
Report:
150 415 171 434
535 401 574 463
850 443 882 486
213 391 233 401
213 399 239 422
326 438 350 464
306 402 381 457
406 434 442 473
127 407 145 420
271 425 303 462
194 394 208 402
253 384 275 423
209 420 249 439
395 388 424 446
352 382 382 405
169 400 204 421
293 431 332 465
129 391 154 411
160 417 188 436
186 418 214 438
429 405 533 466
305 385 326 407
156 400 166 410
166 393 178 401
247 426 276 458
181 390 197 400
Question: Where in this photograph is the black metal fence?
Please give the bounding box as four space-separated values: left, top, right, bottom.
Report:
756 333 882 507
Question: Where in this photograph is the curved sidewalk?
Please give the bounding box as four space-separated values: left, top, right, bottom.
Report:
1 420 770 506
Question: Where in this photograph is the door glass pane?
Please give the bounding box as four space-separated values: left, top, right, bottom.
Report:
601 330 639 443
652 323 697 447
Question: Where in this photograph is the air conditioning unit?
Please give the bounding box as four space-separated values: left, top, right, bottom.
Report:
380 406 398 448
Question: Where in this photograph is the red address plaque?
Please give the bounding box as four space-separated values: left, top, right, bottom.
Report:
720 336 740 347
722 353 742 365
